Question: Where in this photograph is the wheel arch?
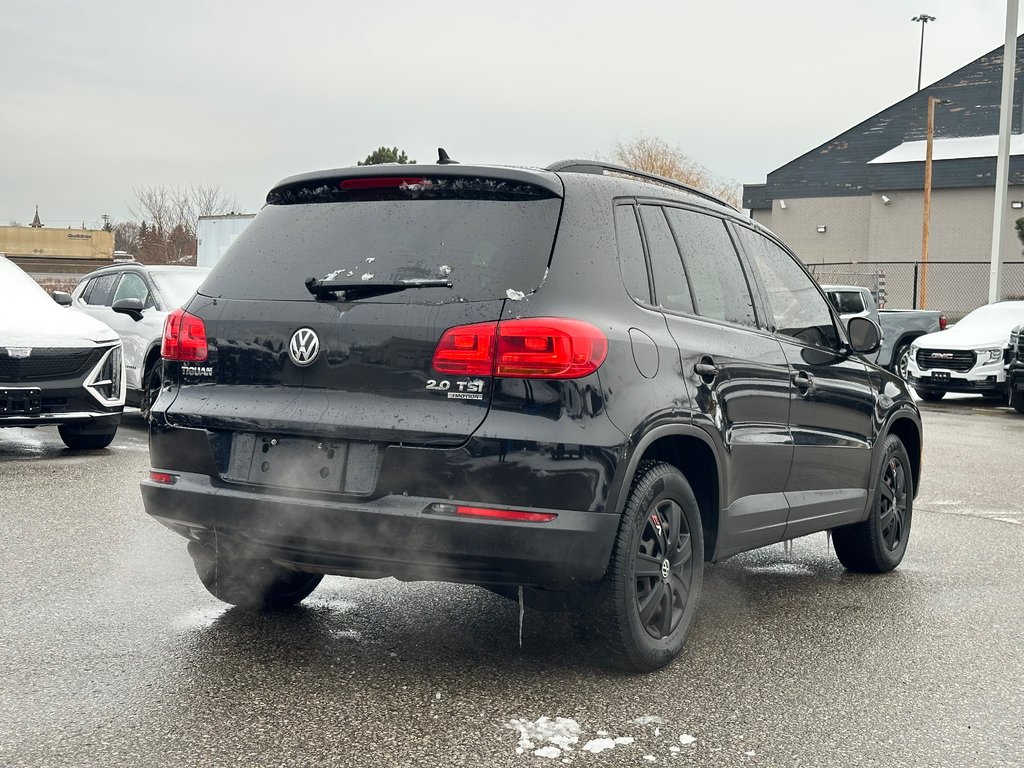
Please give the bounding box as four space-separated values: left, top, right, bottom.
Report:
143 342 162 377
883 414 922 499
614 425 723 562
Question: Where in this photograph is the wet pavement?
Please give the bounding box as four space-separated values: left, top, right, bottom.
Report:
1 404 1022 767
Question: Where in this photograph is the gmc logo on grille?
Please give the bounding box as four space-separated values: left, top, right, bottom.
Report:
930 353 955 360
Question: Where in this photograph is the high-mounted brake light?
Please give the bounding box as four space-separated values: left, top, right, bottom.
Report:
939 314 948 331
340 178 427 190
162 308 208 361
431 318 607 379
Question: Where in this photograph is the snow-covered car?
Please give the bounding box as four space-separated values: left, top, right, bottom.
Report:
906 300 1024 401
0 256 125 448
71 263 209 417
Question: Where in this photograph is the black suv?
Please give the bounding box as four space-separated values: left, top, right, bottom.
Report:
142 157 922 672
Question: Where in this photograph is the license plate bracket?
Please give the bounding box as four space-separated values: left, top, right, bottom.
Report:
930 371 950 382
227 434 349 492
0 388 42 415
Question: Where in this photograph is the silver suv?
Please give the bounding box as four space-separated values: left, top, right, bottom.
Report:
72 264 209 416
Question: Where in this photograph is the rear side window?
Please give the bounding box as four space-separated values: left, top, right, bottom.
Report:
614 205 651 303
201 176 561 303
640 205 694 314
664 208 757 327
84 273 117 306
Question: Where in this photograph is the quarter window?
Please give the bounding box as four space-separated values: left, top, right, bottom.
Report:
614 204 651 304
664 208 757 327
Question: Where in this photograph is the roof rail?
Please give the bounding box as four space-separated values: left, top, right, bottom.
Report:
546 159 737 211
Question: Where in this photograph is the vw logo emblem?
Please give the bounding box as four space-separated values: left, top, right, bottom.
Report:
288 328 320 367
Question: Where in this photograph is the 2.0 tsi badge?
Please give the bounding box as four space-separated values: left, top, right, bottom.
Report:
288 328 320 367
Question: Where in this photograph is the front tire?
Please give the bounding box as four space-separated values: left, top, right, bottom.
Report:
914 388 945 402
832 434 913 573
573 462 703 673
139 359 162 420
1011 384 1024 414
893 342 912 380
58 423 117 450
187 541 323 609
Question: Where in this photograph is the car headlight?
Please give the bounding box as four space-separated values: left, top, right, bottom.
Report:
975 348 1002 363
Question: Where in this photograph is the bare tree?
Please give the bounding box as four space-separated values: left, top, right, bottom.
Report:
126 184 237 263
611 135 741 209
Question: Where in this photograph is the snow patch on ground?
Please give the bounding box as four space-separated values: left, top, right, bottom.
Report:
582 736 634 753
679 734 697 745
632 715 665 726
507 717 581 757
361 273 374 281
748 562 811 575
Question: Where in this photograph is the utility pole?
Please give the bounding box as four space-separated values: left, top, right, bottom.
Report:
920 96 941 310
912 14 936 92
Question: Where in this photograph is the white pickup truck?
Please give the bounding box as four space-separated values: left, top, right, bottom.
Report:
821 284 946 378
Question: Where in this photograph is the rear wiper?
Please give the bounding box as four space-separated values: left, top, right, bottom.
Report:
305 277 452 301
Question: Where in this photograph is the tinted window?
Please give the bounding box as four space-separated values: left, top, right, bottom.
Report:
113 272 151 307
664 208 756 327
640 206 694 314
614 205 651 303
202 177 560 303
84 274 117 306
735 227 839 349
827 290 865 314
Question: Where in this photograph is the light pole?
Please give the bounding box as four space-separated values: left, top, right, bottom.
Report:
912 14 936 92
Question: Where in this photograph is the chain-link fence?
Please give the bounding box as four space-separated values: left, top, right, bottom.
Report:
806 261 1024 320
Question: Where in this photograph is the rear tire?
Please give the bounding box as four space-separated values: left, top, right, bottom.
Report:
187 541 323 609
914 388 945 402
832 434 913 573
573 462 703 673
58 423 117 450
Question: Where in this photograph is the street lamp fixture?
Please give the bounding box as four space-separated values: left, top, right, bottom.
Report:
912 14 937 92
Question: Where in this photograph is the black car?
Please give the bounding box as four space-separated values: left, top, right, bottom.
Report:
1008 324 1024 413
142 157 922 672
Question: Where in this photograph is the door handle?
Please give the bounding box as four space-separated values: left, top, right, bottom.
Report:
792 370 814 396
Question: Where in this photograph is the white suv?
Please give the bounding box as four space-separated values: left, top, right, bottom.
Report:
907 300 1024 401
71 264 209 416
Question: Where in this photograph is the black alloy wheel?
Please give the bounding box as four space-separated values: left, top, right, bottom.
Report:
634 498 693 640
573 461 703 672
832 434 914 573
877 451 908 553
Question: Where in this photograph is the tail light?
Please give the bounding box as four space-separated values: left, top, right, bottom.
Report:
162 308 208 361
939 314 948 330
431 318 607 379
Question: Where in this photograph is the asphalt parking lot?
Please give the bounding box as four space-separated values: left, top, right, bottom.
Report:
1 402 1022 767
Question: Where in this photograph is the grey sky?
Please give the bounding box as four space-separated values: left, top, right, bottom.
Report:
2 0 1020 228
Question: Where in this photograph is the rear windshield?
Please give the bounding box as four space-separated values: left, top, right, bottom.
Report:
152 269 210 309
200 177 561 302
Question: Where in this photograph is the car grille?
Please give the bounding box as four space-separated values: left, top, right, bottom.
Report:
0 348 102 382
916 348 976 373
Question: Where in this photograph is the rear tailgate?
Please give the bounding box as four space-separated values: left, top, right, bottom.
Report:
162 168 563 448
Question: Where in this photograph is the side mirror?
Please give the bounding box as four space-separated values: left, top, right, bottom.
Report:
112 297 145 322
847 316 882 354
51 291 73 307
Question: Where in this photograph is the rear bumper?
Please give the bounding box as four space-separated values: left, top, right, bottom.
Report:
141 472 620 588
